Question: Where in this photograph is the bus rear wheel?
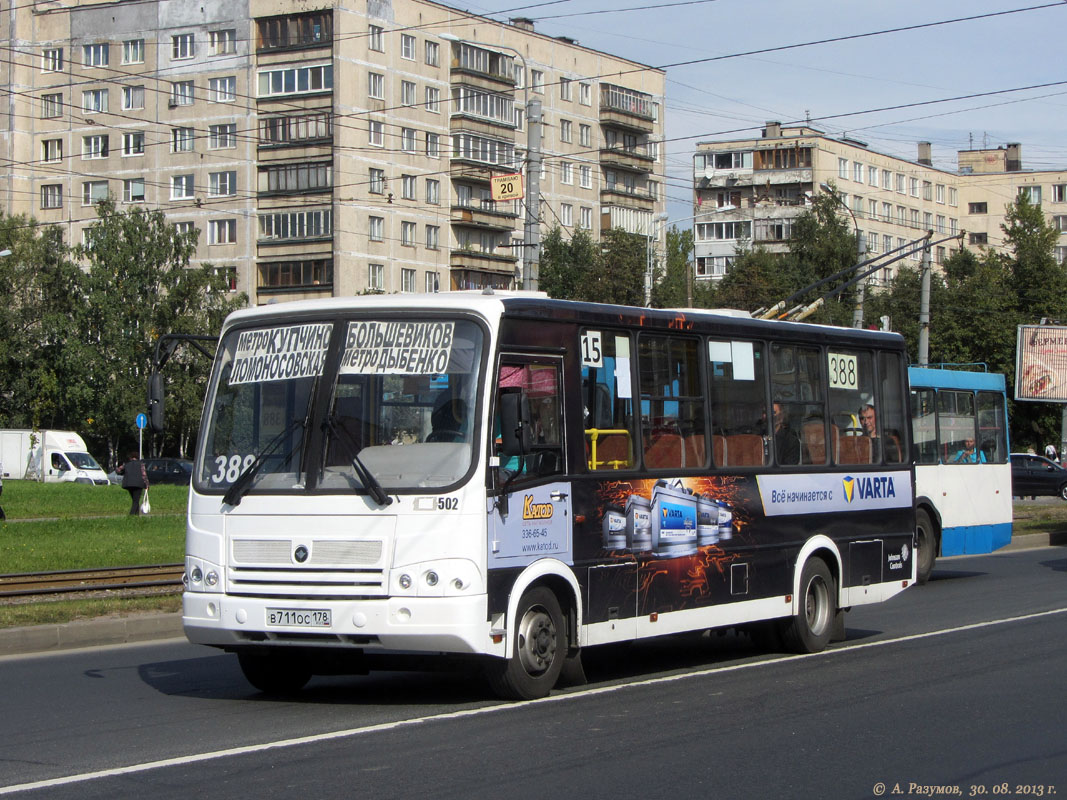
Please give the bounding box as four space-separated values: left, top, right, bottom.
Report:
781 558 836 654
915 508 936 585
237 651 312 695
486 587 566 701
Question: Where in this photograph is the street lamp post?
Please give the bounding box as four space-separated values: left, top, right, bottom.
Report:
440 34 541 290
819 183 867 328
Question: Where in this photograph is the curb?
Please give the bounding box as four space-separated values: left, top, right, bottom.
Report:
0 534 1062 658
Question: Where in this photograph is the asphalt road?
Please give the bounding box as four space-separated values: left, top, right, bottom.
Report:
1 545 1064 799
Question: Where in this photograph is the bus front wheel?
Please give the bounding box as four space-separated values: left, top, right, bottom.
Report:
915 508 936 585
486 587 566 701
781 558 836 654
237 651 312 695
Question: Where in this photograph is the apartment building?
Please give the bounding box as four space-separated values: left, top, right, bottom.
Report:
1 0 666 304
693 123 1067 286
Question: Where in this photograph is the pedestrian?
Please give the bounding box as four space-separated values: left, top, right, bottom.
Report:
1045 443 1058 462
117 452 149 515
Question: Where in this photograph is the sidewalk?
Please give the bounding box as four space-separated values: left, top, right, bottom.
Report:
0 532 1060 658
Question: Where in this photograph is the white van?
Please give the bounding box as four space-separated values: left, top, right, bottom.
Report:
0 429 110 485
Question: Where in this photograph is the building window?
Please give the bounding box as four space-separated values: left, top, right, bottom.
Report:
82 89 108 114
579 124 591 148
560 119 572 143
122 86 144 111
531 70 544 94
368 25 384 52
838 158 848 179
881 169 891 189
123 178 145 203
401 221 416 246
400 128 417 153
425 40 439 67
579 82 591 105
209 171 238 196
41 184 63 209
853 162 863 183
83 43 109 67
935 215 946 234
171 81 194 106
174 221 195 236
580 165 592 189
259 112 332 147
896 173 905 193
969 232 988 245
42 139 63 163
560 77 571 101
42 48 63 72
260 162 331 193
425 271 439 293
123 39 144 64
967 202 987 214
209 219 238 244
396 268 415 293
923 181 932 201
258 64 332 97
122 132 145 156
369 120 383 147
426 132 440 158
1019 185 1042 205
256 12 332 50
209 77 237 103
41 93 63 119
881 202 891 222
214 266 238 292
868 166 877 186
560 162 572 184
210 29 237 55
402 174 416 199
561 203 573 226
369 263 384 291
369 216 384 241
1053 184 1067 203
82 134 109 159
425 86 440 113
401 80 416 106
910 177 919 197
401 34 416 60
452 133 516 168
171 174 194 200
172 34 195 60
82 180 109 205
1052 216 1067 232
1056 246 1067 265
368 72 384 99
426 178 440 204
172 127 195 152
210 123 237 149
369 168 385 194
867 231 878 253
948 187 958 206
426 225 439 249
883 235 893 253
580 206 592 229
935 184 945 204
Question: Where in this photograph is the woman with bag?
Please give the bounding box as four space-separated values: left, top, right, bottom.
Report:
117 452 150 516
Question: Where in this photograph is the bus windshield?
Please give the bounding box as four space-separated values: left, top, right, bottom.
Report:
196 317 484 495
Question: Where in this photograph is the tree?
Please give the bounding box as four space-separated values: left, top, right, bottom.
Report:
591 228 645 306
1003 193 1067 321
75 200 245 463
538 225 596 301
650 225 693 309
786 189 862 326
708 246 790 312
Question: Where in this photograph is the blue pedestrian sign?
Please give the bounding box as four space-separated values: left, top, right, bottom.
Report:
136 413 147 430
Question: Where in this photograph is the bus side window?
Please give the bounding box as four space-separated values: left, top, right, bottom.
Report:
708 339 767 467
582 330 635 471
496 359 564 480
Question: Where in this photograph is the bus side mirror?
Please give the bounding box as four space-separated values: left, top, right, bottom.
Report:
148 372 165 433
499 389 531 457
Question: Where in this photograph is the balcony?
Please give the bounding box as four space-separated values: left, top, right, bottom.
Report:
599 145 655 174
449 43 516 94
449 247 518 272
600 84 656 133
600 186 655 209
450 204 519 232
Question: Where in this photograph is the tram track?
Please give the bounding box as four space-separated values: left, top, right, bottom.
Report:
0 564 184 599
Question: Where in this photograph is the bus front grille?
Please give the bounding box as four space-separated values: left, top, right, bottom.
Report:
227 566 386 597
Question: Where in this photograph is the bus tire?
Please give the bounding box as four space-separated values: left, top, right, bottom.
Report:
237 651 312 695
486 586 566 701
781 558 836 654
915 508 936 585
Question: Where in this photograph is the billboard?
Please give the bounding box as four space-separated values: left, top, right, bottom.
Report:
1015 324 1067 402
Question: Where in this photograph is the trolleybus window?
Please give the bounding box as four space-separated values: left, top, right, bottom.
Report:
638 334 705 470
581 330 635 471
977 390 1008 463
770 344 823 466
707 339 768 467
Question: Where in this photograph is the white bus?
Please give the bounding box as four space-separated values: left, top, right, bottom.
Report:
909 367 1012 583
182 293 916 699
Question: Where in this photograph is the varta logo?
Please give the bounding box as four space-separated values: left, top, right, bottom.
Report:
661 507 684 519
523 495 554 520
842 475 896 503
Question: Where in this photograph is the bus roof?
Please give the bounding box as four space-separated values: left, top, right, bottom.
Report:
908 366 1007 392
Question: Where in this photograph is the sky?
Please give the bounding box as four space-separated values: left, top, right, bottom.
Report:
450 0 1067 221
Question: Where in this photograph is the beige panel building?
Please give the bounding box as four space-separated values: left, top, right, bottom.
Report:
693 124 1067 287
1 0 666 305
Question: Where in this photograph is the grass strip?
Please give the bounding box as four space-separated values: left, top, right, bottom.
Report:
0 595 182 629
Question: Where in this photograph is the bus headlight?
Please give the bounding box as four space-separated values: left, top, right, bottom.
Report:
425 571 439 587
398 573 412 590
391 560 481 597
185 557 222 593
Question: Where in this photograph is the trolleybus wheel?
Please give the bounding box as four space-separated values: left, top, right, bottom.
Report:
915 508 936 585
781 558 836 654
486 587 566 701
237 651 312 695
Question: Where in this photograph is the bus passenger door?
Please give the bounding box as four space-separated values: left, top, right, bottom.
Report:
487 356 573 569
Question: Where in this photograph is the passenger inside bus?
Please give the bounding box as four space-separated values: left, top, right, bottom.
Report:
428 395 467 442
858 403 902 463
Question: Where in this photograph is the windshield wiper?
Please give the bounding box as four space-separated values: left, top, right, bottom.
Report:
223 418 305 507
324 415 393 507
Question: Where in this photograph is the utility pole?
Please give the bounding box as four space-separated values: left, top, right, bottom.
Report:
917 241 932 365
522 98 542 291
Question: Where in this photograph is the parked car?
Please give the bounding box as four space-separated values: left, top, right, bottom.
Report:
1010 453 1067 500
143 458 193 485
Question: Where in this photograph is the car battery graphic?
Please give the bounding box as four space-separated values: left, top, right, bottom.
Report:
696 493 719 546
625 494 652 551
650 479 697 557
716 500 734 541
602 505 626 549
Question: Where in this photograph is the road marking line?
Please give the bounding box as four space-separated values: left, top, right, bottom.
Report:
2 606 1064 796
